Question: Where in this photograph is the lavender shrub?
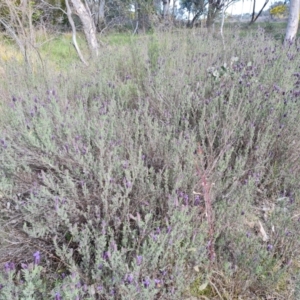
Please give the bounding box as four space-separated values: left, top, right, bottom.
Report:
0 28 300 299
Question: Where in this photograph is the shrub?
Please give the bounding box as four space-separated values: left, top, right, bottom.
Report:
1 29 300 299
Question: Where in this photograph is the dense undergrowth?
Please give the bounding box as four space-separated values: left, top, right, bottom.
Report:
1 28 300 299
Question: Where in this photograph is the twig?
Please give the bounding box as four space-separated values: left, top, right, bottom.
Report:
195 144 215 268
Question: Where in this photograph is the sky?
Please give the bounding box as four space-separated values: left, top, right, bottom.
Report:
228 0 271 15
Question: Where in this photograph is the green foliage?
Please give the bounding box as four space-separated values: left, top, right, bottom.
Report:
1 29 300 299
148 36 160 72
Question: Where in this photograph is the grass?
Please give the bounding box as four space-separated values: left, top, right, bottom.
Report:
1 25 300 299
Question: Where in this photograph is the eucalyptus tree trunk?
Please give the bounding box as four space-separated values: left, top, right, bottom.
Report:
206 2 214 30
162 0 170 19
65 0 88 65
284 0 300 45
69 0 99 57
97 0 105 30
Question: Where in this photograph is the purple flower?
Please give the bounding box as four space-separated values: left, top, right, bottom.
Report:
154 279 161 287
102 251 111 260
151 233 158 242
110 289 115 295
194 195 201 206
136 255 143 266
33 251 41 265
5 262 15 272
21 263 28 269
0 139 7 149
143 278 150 288
183 194 189 205
267 244 273 251
125 273 134 284
126 180 132 189
54 292 61 300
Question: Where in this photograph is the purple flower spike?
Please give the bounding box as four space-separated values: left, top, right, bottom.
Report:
4 262 15 272
136 255 143 266
126 180 132 189
102 251 111 260
33 251 41 265
143 278 150 288
154 279 161 287
194 195 201 206
125 273 134 284
183 194 189 205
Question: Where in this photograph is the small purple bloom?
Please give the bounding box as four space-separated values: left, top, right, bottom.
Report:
125 273 134 284
1 139 7 149
267 244 273 251
21 263 28 269
143 278 150 288
151 233 158 242
183 194 189 205
154 279 161 287
136 255 143 266
126 180 132 189
33 251 40 265
102 251 111 260
194 195 201 206
54 292 61 300
5 262 15 272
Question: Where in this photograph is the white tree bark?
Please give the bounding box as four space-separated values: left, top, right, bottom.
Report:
162 0 170 19
65 0 88 65
285 0 300 45
98 0 105 27
69 0 99 57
